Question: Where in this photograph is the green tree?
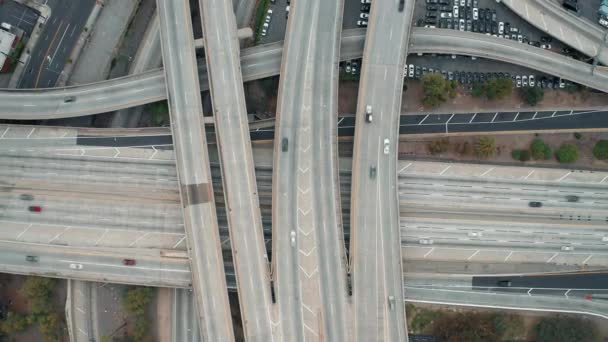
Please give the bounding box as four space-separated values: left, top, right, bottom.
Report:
493 314 524 340
530 139 551 160
37 313 60 335
593 140 608 160
132 316 148 341
555 144 579 163
474 136 496 159
428 138 449 154
520 87 544 105
482 78 513 100
123 286 153 316
21 277 56 314
511 149 530 162
0 311 29 334
535 316 596 342
421 73 452 108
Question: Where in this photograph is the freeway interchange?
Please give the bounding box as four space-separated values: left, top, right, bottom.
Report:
2 0 608 341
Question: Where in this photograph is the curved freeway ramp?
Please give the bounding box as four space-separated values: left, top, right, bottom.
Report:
1 29 607 120
500 0 608 65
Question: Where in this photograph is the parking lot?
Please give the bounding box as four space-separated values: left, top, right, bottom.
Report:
0 1 39 37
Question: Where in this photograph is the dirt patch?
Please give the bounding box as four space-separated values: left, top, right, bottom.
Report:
245 77 280 118
402 81 608 113
399 131 608 171
407 302 608 342
338 80 360 114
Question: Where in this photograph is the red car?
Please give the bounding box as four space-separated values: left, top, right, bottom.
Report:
122 259 136 266
28 206 42 212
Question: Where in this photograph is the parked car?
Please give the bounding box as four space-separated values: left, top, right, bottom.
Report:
357 20 368 27
360 13 369 19
361 3 371 11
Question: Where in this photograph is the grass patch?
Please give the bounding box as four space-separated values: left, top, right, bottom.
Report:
340 70 360 82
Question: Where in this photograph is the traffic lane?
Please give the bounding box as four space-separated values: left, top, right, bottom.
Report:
19 0 96 88
400 111 608 134
473 272 608 291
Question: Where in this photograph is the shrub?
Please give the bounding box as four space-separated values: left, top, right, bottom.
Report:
555 144 579 163
520 87 544 105
474 136 496 159
482 78 513 100
573 132 582 140
511 149 521 160
428 138 449 154
530 139 551 160
593 140 608 160
123 287 153 316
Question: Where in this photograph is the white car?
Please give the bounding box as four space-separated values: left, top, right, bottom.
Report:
361 0 371 3
472 8 478 20
408 64 414 78
267 8 273 16
290 230 296 247
541 44 551 49
261 28 268 36
517 34 523 43
365 105 373 122
360 13 369 19
69 263 83 270
460 0 465 6
529 75 535 87
453 5 459 18
599 18 608 28
559 78 566 88
516 75 521 88
498 22 504 34
419 239 434 245
522 75 528 86
345 62 351 73
459 19 465 31
468 232 482 237
440 12 452 18
383 138 390 155
357 20 368 27
265 15 271 23
561 246 574 251
602 236 608 242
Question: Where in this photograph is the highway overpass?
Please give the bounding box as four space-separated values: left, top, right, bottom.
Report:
197 0 275 339
156 0 234 340
270 0 349 338
349 0 415 340
1 29 607 120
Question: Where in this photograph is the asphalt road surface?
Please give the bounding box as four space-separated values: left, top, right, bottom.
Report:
18 0 95 88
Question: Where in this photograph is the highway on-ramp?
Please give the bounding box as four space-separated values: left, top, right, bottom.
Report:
156 0 234 340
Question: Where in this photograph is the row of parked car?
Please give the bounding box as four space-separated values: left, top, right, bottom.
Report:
358 2 371 27
343 60 360 75
404 64 568 89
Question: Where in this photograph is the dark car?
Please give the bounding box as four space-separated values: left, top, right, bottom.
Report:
361 4 371 12
281 138 288 152
26 255 38 262
63 96 76 103
369 166 377 179
28 206 42 213
497 280 512 287
19 194 34 201
399 0 405 11
540 36 552 43
528 201 542 208
122 259 136 266
566 195 580 202
427 4 438 10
